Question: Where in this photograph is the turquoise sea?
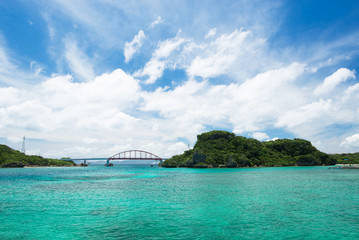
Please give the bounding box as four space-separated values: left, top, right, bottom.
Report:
0 165 359 239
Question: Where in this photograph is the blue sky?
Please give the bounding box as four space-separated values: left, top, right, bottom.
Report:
1 0 359 158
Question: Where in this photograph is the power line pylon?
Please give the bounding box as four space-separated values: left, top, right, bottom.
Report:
21 136 26 154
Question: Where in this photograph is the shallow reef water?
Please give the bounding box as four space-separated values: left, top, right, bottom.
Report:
1 165 359 239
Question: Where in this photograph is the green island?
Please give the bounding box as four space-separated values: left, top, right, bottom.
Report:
161 130 346 168
0 144 76 168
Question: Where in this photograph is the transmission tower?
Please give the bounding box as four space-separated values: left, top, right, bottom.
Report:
21 136 26 154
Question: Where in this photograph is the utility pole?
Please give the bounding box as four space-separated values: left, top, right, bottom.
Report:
21 136 26 154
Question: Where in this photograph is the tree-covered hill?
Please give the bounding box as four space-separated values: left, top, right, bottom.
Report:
161 130 337 168
0 144 75 167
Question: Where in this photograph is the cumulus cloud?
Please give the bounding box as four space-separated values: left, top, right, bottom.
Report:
2 58 359 157
251 132 269 141
271 67 359 153
276 99 333 130
141 63 307 138
0 68 140 143
138 61 359 154
0 87 21 107
340 134 359 149
230 62 307 133
0 64 196 158
342 83 359 102
276 68 359 138
314 68 355 96
266 137 279 142
124 30 146 63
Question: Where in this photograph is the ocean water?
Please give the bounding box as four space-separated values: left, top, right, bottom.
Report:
0 165 358 240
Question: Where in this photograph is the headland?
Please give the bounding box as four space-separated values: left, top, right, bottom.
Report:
161 130 339 168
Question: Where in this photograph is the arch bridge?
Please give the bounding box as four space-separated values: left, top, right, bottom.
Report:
60 150 163 167
106 150 163 166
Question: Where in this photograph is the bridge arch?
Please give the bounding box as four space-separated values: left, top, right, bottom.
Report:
107 150 162 166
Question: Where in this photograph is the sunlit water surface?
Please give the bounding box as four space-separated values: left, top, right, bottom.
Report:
1 165 359 239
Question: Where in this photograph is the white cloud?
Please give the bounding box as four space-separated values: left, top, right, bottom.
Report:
2 57 359 157
186 30 254 78
205 28 216 39
43 13 56 41
64 38 95 82
276 99 333 130
135 29 267 85
0 68 141 143
65 146 93 156
164 142 188 157
30 61 44 76
314 68 355 95
251 132 269 141
141 63 307 138
124 30 146 63
340 134 359 149
0 46 14 75
82 137 99 144
154 36 185 58
135 59 166 84
6 136 23 143
150 16 162 28
342 83 359 102
134 35 185 84
0 44 47 88
0 87 21 107
275 67 359 141
230 62 307 133
266 137 279 142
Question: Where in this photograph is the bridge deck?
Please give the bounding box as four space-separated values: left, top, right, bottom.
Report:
60 158 164 161
60 158 108 161
60 150 164 163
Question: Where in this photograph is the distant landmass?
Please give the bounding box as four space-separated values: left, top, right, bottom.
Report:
2 131 358 168
161 130 344 168
330 152 359 164
0 144 75 168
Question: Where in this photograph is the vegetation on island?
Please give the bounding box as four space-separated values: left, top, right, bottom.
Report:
329 152 359 164
0 144 76 168
161 130 337 168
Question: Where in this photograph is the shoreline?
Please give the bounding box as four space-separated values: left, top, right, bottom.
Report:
161 164 334 169
0 165 80 169
1 164 337 169
23 165 80 168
